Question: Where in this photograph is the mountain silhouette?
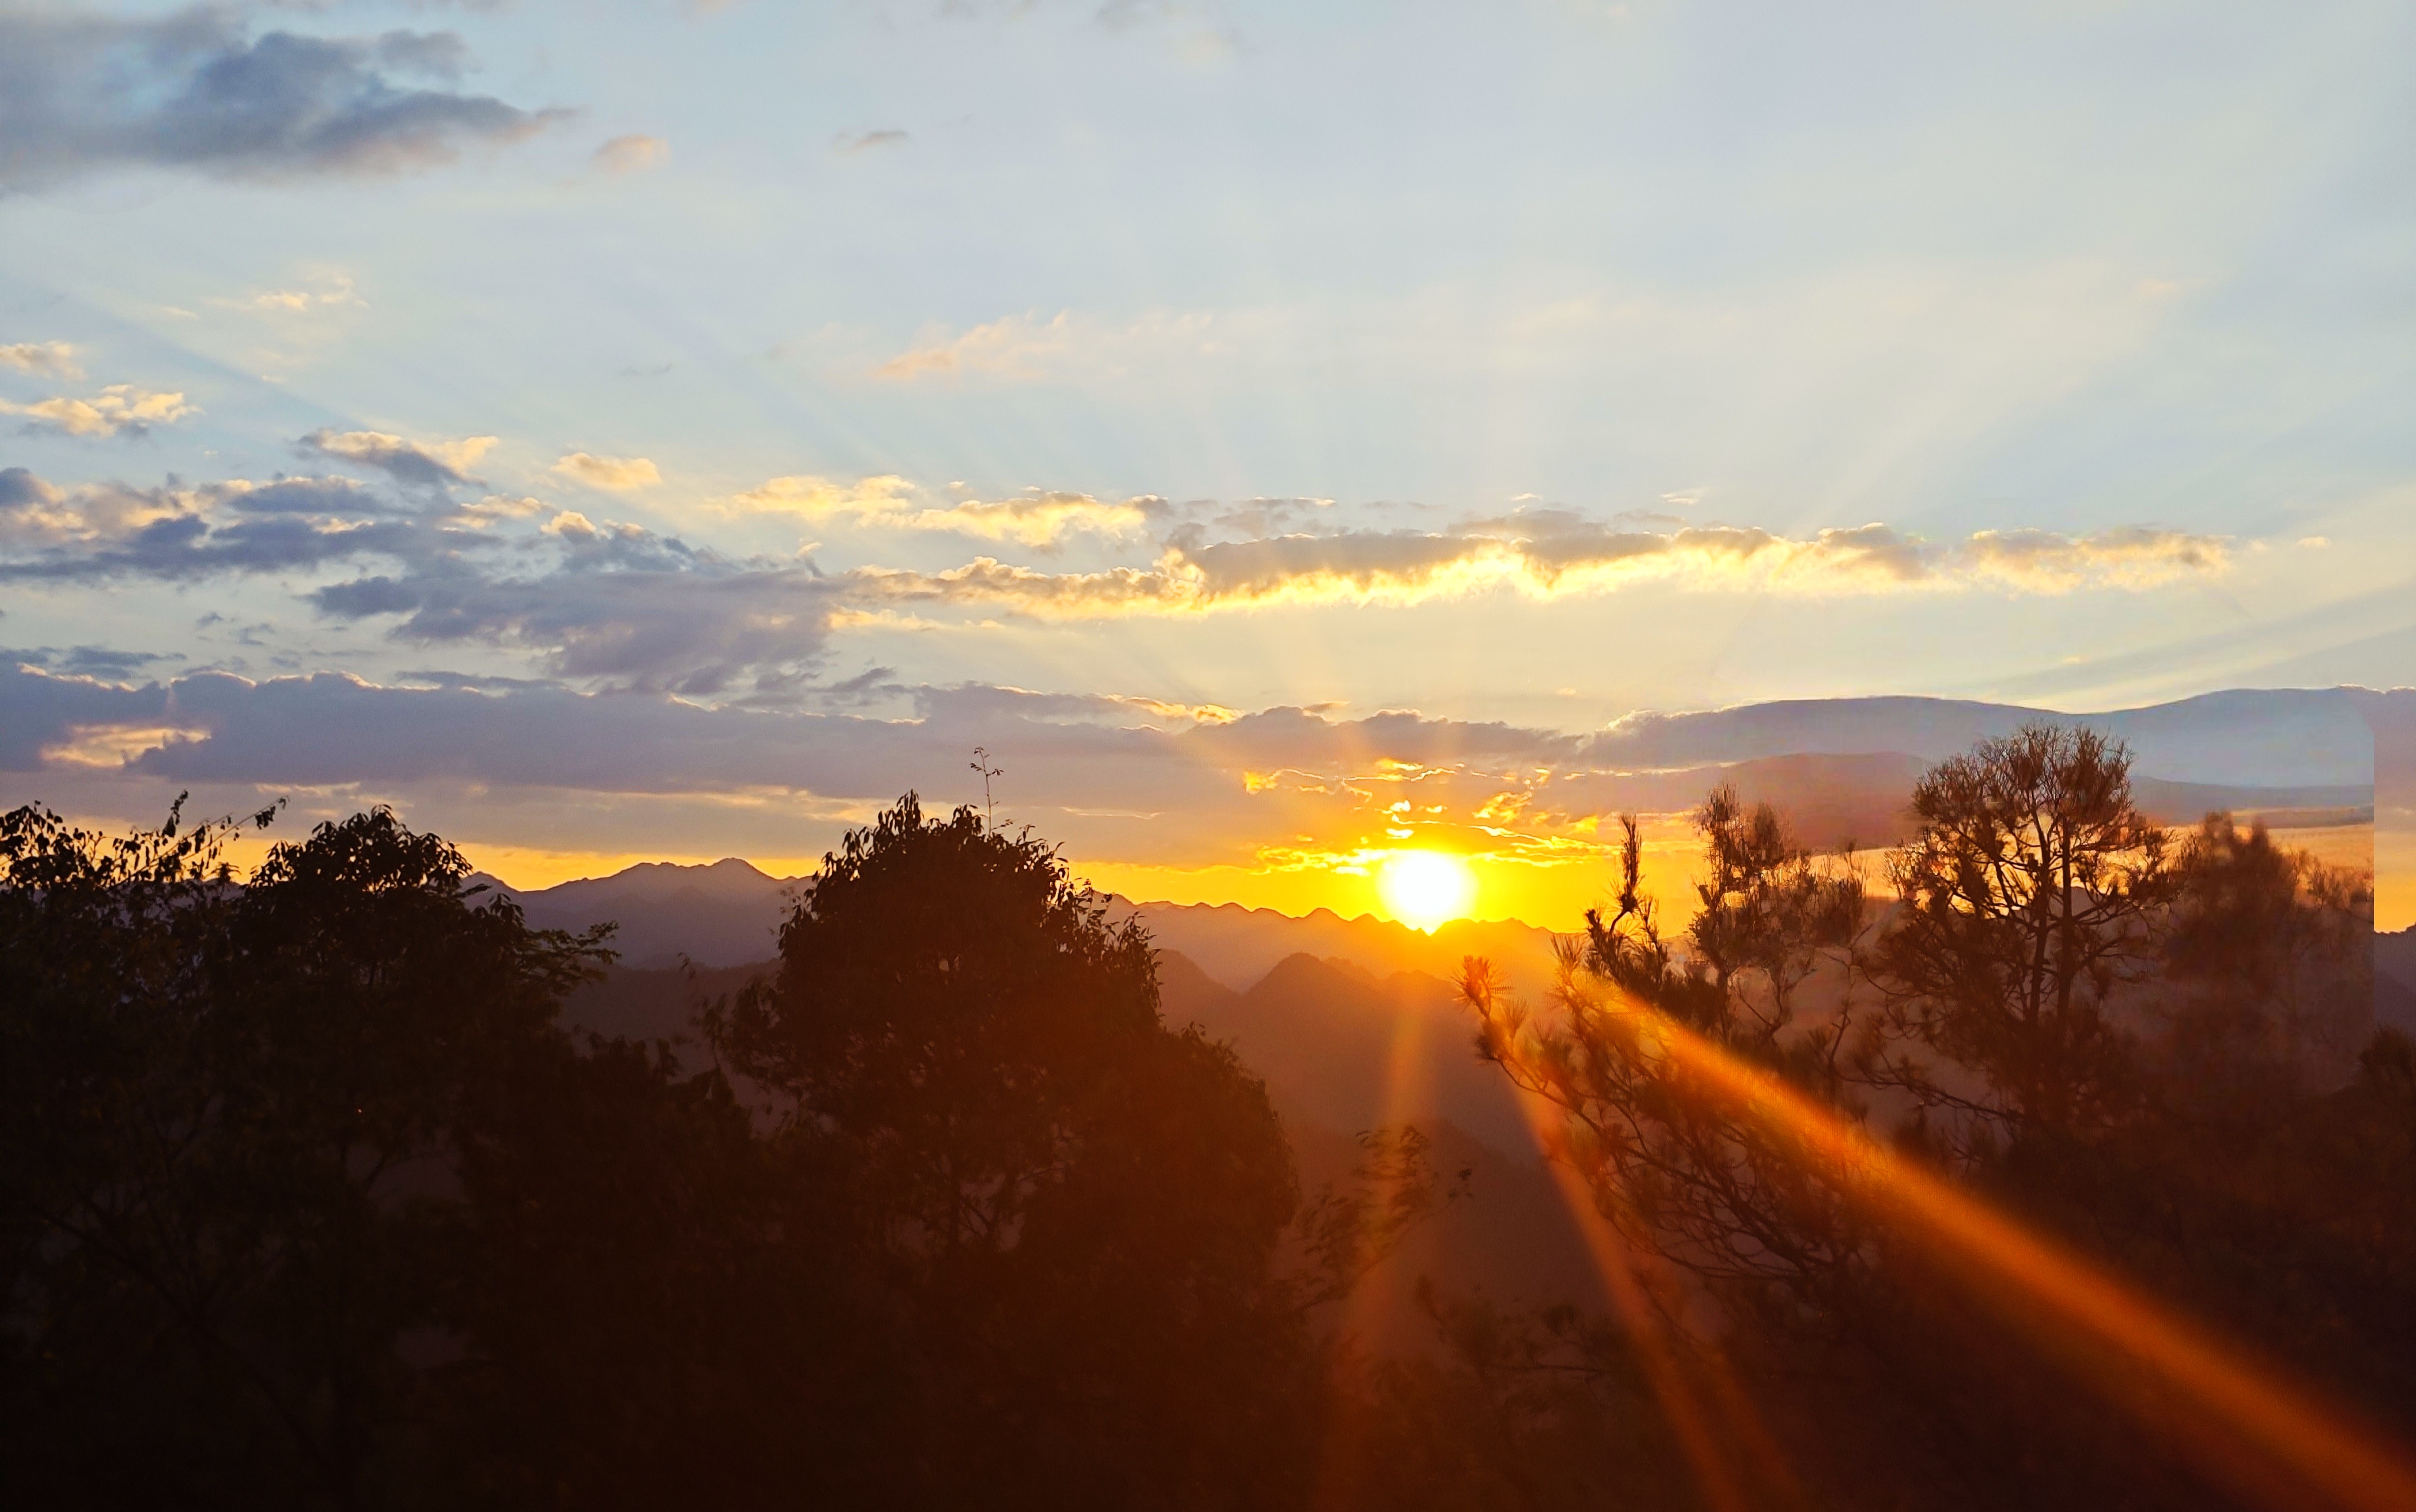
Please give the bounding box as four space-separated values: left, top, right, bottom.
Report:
475 857 807 968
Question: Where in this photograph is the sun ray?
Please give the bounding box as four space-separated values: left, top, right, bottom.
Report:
1462 960 2416 1512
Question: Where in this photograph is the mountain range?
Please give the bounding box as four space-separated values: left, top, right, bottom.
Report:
475 857 809 970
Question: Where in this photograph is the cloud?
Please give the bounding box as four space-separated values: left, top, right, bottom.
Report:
871 308 1222 384
726 475 1159 547
553 452 662 489
593 133 669 174
313 554 845 695
0 452 2236 698
0 341 81 379
234 276 364 314
3 643 180 679
852 519 2233 618
301 428 497 487
0 468 160 553
724 473 915 520
0 466 63 512
0 468 431 581
0 664 1250 827
0 659 1597 878
8 655 2371 887
0 12 568 191
1 386 196 438
1954 526 2230 591
833 129 910 155
0 662 173 769
0 465 843 693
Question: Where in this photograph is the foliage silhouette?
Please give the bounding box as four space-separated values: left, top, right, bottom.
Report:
1460 725 2416 1509
708 793 1318 1509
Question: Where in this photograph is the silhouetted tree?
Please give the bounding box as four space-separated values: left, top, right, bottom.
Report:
1460 730 2416 1510
1465 791 1870 1302
709 794 1317 1510
0 801 609 1507
1458 792 1879 1503
1687 783 1869 1047
1863 724 2174 1146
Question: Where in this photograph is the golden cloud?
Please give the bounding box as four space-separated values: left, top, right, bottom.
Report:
839 521 2230 619
727 475 1153 547
0 385 196 438
553 452 662 490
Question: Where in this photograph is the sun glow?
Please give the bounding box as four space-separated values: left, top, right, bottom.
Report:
1376 850 1478 932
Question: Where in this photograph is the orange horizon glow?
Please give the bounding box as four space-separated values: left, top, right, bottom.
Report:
30 808 2406 934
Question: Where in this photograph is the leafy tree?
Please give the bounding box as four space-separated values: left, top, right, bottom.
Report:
1465 790 1870 1307
1686 784 1869 1046
438 1030 908 1512
1863 724 2174 1145
709 794 1317 1510
0 801 609 1507
1460 730 2416 1508
1458 792 1882 1501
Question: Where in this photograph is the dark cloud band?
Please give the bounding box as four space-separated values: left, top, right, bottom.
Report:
0 11 566 191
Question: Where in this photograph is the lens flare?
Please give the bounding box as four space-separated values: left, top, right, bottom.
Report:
1460 961 2416 1512
1377 850 1476 931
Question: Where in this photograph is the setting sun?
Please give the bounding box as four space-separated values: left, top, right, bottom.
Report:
1377 850 1478 932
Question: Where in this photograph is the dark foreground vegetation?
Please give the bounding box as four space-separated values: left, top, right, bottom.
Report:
4 726 2412 1510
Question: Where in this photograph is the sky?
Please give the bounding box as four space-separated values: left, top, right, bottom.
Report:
2 0 2411 923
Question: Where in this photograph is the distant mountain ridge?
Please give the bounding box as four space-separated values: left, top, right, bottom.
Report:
477 857 807 969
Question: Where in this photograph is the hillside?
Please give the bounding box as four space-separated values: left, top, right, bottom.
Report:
480 857 807 968
1158 949 1535 1157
